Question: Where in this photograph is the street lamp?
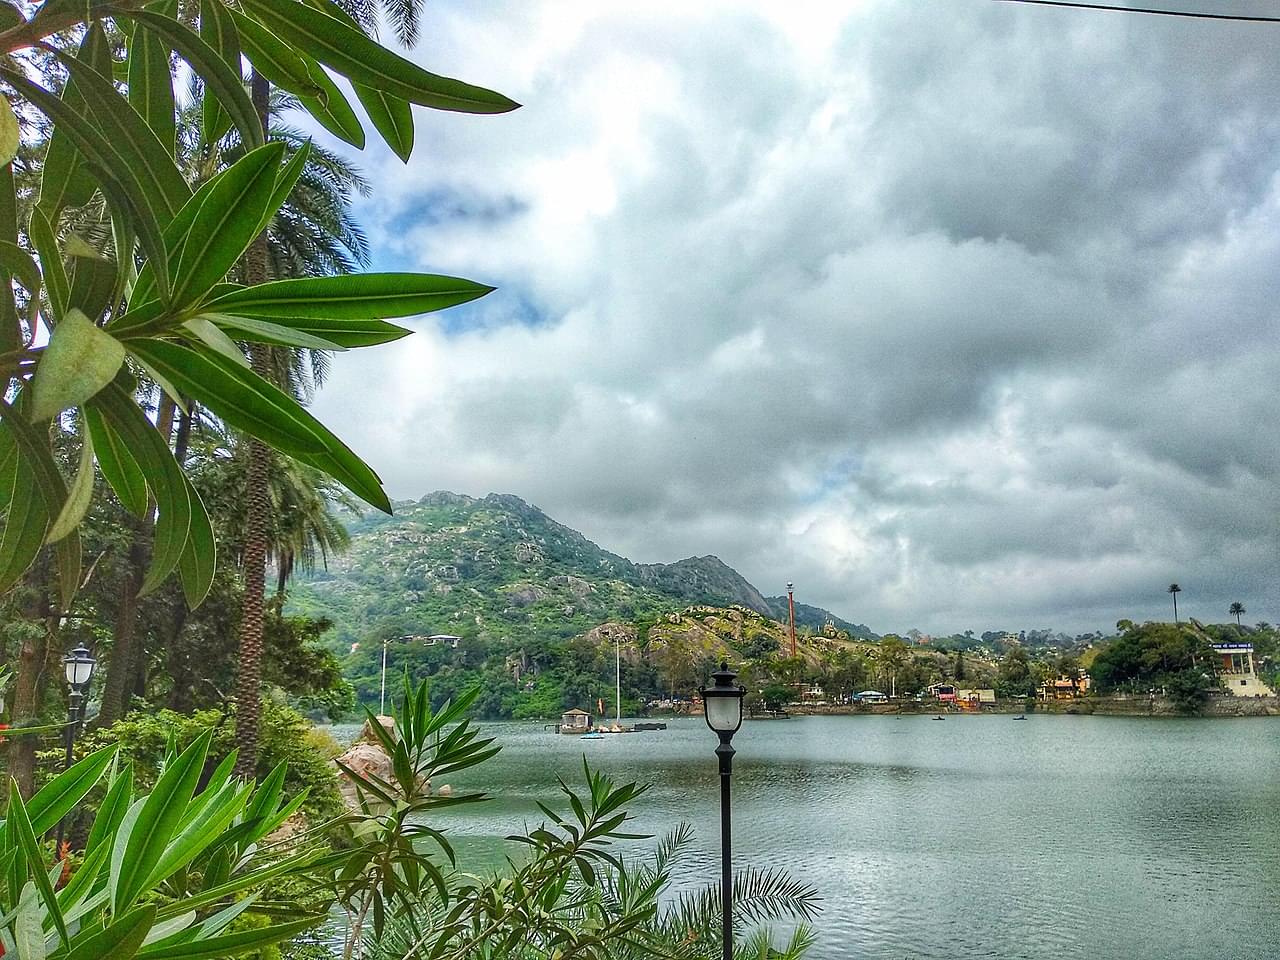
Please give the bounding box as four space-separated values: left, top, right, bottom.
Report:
700 661 746 960
56 644 96 850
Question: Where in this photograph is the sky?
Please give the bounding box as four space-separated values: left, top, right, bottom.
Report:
309 0 1280 636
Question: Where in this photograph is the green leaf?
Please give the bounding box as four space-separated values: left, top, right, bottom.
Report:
199 0 243 145
13 882 45 960
203 272 494 320
127 0 177 156
168 141 285 309
55 527 81 611
27 743 117 837
241 0 519 114
29 309 125 421
133 915 321 960
0 163 20 352
0 239 41 304
66 241 118 322
176 475 215 608
111 731 212 913
126 339 324 456
256 140 310 239
131 10 264 151
54 49 190 222
0 419 50 595
1 67 171 299
84 405 148 517
36 23 107 218
28 206 68 323
124 340 392 511
358 85 414 163
86 763 135 857
232 15 365 148
0 94 18 167
183 317 247 365
47 414 93 541
64 906 156 960
201 313 346 351
89 384 192 593
8 782 69 948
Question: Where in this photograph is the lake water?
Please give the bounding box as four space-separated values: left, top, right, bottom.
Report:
392 714 1280 959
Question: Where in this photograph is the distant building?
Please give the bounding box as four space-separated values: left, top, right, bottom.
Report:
1041 674 1091 701
926 682 958 702
957 688 996 705
559 708 592 733
855 690 888 704
1210 643 1274 697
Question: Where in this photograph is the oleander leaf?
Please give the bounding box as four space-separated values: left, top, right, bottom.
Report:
202 272 493 319
233 14 365 148
47 414 93 541
29 309 125 421
241 0 519 114
28 205 68 323
199 0 243 144
125 340 391 511
36 23 107 217
89 383 191 594
167 141 285 309
131 10 263 150
126 0 177 155
1 66 171 298
176 475 215 608
0 93 18 167
84 405 148 516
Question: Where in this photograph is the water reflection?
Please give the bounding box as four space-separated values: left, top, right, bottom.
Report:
331 714 1280 959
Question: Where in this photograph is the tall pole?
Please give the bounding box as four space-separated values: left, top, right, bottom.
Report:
380 638 388 716
787 581 796 658
54 689 81 851
615 634 621 723
717 734 735 960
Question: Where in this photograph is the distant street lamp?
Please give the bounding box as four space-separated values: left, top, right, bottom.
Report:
56 644 96 850
700 661 746 960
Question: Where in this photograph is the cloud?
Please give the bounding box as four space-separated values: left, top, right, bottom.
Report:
310 0 1280 634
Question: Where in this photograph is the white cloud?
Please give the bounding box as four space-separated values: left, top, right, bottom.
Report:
311 0 1280 633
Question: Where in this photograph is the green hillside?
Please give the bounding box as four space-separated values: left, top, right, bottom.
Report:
286 491 871 715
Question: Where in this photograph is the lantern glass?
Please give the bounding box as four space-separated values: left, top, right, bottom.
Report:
704 694 742 733
63 646 95 689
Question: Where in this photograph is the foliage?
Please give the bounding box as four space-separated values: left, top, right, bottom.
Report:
74 698 345 823
0 733 325 959
1089 620 1221 710
0 0 516 607
345 678 819 959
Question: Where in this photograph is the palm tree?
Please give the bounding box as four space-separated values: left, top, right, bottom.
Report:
1230 602 1246 626
1167 583 1182 625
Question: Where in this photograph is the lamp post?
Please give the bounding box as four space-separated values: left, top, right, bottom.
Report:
700 661 746 960
56 644 96 850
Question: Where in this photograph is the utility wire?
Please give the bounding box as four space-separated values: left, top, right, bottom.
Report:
993 0 1280 23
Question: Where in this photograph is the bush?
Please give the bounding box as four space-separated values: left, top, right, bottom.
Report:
77 698 345 823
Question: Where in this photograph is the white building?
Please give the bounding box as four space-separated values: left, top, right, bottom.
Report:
1210 642 1273 697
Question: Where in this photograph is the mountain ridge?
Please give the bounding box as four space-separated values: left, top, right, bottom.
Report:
293 490 869 650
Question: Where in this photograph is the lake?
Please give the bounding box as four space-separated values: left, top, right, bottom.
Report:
391 713 1280 959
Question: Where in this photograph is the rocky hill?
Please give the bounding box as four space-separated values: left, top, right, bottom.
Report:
289 491 864 654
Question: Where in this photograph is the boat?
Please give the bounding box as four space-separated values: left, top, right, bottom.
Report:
932 716 945 720
580 732 605 740
1013 715 1026 721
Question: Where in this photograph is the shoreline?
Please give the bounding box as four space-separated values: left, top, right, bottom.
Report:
747 695 1280 719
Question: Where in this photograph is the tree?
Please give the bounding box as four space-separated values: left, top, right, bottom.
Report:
1168 583 1182 624
0 0 517 786
1230 602 1246 626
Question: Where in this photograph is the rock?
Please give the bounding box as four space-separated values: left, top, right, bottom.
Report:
509 584 547 607
359 714 395 744
334 741 394 811
515 542 543 563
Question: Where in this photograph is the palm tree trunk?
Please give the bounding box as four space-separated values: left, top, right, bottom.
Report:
6 561 61 798
233 69 272 780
